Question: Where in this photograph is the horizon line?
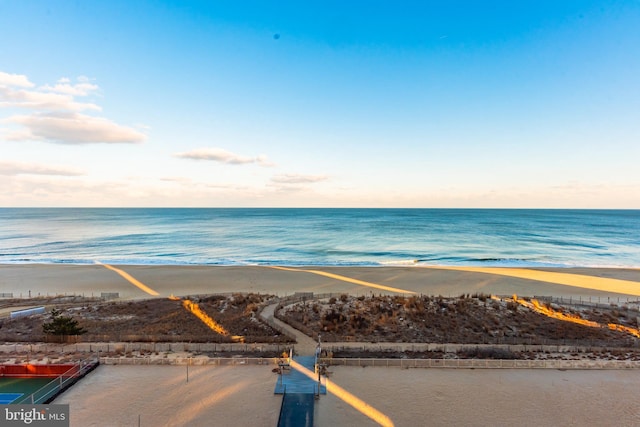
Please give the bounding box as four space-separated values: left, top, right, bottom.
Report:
1 206 639 210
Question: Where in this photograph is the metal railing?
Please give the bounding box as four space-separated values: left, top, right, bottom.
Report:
321 357 640 370
0 342 293 355
99 356 280 366
13 358 99 404
99 354 640 369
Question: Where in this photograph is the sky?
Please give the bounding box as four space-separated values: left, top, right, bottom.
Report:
1 1 639 208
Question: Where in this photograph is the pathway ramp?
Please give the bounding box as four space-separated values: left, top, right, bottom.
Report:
277 393 315 427
275 356 326 427
265 300 326 426
274 356 326 395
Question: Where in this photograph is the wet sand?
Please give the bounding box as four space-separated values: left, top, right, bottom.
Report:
1 264 639 300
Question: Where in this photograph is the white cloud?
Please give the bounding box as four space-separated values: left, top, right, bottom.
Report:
271 173 328 184
159 176 256 194
255 154 276 167
40 76 99 96
173 147 275 167
0 84 100 112
0 71 146 144
267 173 329 194
5 112 146 144
0 71 34 88
0 173 269 207
160 176 193 184
0 161 85 176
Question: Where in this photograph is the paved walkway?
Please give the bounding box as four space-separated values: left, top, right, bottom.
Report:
274 356 326 395
263 303 326 427
277 393 315 427
274 355 326 427
260 301 318 355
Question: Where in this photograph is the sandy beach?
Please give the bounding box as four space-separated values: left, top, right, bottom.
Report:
1 264 639 300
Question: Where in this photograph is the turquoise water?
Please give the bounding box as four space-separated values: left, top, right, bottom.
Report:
0 208 638 267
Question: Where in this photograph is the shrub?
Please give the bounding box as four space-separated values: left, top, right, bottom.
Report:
42 309 86 342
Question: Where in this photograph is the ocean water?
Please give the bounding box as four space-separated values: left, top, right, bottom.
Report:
0 208 639 268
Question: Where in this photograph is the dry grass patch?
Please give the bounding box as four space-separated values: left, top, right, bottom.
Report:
0 293 293 343
280 294 638 347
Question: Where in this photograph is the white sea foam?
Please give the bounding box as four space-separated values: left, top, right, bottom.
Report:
378 259 420 266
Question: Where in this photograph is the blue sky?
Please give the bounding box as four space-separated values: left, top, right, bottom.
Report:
1 1 639 207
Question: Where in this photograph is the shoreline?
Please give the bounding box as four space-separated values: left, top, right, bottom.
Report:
1 264 639 300
2 262 639 269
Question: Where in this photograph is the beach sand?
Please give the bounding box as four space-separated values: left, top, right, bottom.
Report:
1 264 639 300
54 364 640 427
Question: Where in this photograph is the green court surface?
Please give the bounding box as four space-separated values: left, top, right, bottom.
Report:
0 378 53 404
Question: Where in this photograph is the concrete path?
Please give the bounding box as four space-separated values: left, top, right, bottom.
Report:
260 301 318 355
262 303 324 427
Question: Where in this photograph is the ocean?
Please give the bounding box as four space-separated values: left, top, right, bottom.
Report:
0 208 638 268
